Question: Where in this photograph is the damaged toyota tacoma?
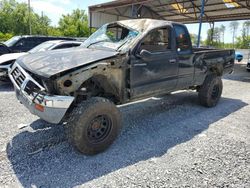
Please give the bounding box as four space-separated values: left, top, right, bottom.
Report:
9 19 234 155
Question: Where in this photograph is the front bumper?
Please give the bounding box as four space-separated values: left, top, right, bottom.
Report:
9 63 74 124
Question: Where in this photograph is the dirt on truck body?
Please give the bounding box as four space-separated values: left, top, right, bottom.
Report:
9 19 235 155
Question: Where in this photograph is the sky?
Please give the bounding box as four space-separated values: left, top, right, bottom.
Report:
17 0 246 43
17 0 108 26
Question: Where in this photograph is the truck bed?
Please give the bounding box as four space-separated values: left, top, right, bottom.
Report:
193 47 235 75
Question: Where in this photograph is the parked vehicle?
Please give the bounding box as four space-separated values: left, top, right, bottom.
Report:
0 40 82 81
246 47 250 72
235 51 243 62
9 19 235 155
0 35 76 56
247 61 250 72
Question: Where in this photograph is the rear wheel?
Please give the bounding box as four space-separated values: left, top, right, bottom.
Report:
67 97 122 155
198 74 223 107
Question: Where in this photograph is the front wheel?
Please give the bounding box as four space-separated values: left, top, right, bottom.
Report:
67 97 122 155
198 74 223 107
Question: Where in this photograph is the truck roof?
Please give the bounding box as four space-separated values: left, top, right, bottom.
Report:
117 19 176 33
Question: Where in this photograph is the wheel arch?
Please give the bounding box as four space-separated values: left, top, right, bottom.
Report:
208 64 224 76
78 74 122 104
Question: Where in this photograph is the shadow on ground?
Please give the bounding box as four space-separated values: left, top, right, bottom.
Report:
223 63 250 82
0 81 13 92
6 92 248 188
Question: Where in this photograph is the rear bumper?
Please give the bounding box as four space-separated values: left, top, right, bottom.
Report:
9 63 74 124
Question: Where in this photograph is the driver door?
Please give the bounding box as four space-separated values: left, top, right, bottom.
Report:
130 27 179 98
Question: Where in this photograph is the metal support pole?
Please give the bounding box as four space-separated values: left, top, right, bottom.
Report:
197 0 205 47
28 0 32 35
89 11 92 36
131 3 139 18
131 4 135 18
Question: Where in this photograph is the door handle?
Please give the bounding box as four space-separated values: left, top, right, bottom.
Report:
169 59 177 63
133 63 147 67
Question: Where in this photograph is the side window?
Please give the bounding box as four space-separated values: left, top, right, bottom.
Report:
40 38 49 43
72 43 81 47
140 28 171 53
32 38 43 46
14 39 25 48
53 44 73 50
174 25 191 53
16 38 42 50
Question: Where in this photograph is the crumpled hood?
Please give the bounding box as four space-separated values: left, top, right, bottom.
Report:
0 52 27 65
17 47 118 78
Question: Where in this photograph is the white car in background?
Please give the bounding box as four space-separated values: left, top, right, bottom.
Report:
0 40 82 81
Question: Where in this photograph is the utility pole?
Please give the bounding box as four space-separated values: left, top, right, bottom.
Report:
28 0 32 35
41 11 44 35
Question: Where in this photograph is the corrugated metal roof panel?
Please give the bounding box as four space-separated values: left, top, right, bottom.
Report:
89 0 250 27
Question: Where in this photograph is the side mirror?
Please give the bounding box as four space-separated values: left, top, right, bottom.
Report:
139 49 152 59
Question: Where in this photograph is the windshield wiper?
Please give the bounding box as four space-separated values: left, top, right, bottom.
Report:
86 40 108 48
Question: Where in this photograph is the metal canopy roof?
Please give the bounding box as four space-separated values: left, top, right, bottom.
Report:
89 0 250 28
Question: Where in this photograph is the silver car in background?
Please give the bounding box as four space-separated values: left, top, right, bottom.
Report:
0 40 82 81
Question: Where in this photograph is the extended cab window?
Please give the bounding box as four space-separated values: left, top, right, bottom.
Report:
174 25 191 53
140 28 171 53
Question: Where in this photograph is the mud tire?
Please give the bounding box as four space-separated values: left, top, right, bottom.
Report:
67 97 122 155
198 74 223 107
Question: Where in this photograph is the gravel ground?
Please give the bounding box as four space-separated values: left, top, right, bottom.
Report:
0 63 249 188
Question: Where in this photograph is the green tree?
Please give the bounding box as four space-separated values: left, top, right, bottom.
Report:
234 21 250 49
0 0 51 36
220 24 226 46
243 21 250 36
0 32 13 42
205 27 221 47
190 33 198 45
47 27 63 36
229 21 239 48
58 9 89 37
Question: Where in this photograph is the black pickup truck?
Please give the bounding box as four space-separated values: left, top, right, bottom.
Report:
9 19 234 155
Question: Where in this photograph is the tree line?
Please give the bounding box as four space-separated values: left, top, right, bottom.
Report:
0 0 90 41
1 0 250 49
191 21 250 49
